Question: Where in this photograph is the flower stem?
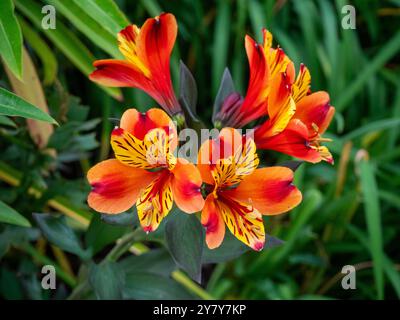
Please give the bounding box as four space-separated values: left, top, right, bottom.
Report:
171 270 215 300
105 229 142 262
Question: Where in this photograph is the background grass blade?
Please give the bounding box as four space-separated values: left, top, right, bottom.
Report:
212 0 230 96
359 158 384 299
335 29 400 112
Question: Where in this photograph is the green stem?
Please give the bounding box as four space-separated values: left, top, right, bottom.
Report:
105 229 142 262
171 270 215 300
67 280 90 300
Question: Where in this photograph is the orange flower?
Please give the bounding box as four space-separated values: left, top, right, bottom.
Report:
89 13 181 115
87 108 204 232
254 61 335 164
252 30 335 163
217 29 335 164
197 128 302 250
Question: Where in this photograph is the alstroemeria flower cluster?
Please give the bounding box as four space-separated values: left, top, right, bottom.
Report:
87 13 335 251
215 30 335 164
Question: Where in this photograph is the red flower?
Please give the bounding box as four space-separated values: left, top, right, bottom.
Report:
216 29 335 164
89 13 181 115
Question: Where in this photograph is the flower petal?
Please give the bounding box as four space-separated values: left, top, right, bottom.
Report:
197 139 216 185
197 128 243 185
111 127 176 170
136 170 173 232
170 159 204 213
118 25 150 77
264 71 296 136
294 91 335 135
225 167 302 215
120 108 177 148
201 195 225 249
111 127 153 169
218 195 265 251
89 59 152 89
211 137 259 187
262 29 291 80
237 35 269 126
138 13 177 73
87 159 154 214
292 63 311 103
138 13 180 114
255 119 327 163
197 128 258 187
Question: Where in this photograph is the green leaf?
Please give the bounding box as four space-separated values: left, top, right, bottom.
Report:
18 17 57 86
123 272 195 300
165 211 204 283
47 0 122 58
33 213 87 259
359 159 384 299
179 60 198 118
202 231 249 264
279 160 304 172
0 87 57 124
119 248 175 277
0 200 31 227
100 211 138 227
0 267 23 299
72 0 130 35
15 0 122 100
0 0 22 79
85 214 129 256
212 68 237 125
342 118 400 141
139 0 163 16
0 115 16 128
89 262 124 300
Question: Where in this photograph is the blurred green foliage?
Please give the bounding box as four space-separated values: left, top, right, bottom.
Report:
0 0 399 300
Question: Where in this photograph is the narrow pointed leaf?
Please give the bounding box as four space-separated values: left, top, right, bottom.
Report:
0 200 31 227
72 0 130 35
0 0 22 79
0 87 57 124
179 60 198 117
212 68 237 123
